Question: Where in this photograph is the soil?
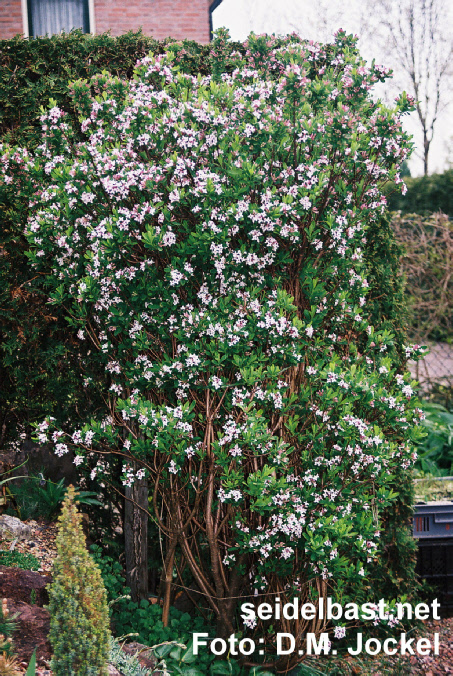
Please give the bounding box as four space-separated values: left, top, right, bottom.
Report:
0 567 52 672
8 600 52 668
0 566 51 605
321 617 453 675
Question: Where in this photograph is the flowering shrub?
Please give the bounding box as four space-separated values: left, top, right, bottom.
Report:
0 31 425 670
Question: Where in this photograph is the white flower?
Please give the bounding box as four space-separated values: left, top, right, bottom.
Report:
334 626 346 639
55 443 69 457
280 547 294 560
211 376 222 390
243 616 257 630
186 354 201 367
168 460 179 474
305 325 314 338
85 430 95 445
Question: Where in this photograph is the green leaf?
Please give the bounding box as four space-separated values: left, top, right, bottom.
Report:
25 649 37 676
180 639 198 664
210 662 233 675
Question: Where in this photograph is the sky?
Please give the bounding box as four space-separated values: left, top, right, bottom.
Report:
212 0 452 177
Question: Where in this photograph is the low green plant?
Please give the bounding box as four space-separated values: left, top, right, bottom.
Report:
114 600 207 649
151 640 275 676
7 474 102 521
47 486 111 675
91 547 260 675
24 649 36 676
415 402 453 475
0 550 40 571
89 545 126 605
0 600 17 650
108 639 148 676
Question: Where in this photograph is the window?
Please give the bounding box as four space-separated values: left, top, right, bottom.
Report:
27 0 90 38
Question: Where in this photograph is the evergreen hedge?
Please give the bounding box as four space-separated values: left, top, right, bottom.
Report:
386 169 453 217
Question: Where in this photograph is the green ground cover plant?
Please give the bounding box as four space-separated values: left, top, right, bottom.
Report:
0 550 40 571
415 402 453 476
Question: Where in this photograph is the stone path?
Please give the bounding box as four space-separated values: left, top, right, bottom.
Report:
409 342 453 392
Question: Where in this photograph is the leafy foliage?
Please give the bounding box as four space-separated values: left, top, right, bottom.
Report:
47 486 111 675
6 473 102 521
89 544 126 607
415 402 453 475
93 547 270 676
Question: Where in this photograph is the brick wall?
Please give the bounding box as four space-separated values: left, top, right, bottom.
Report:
0 0 213 42
94 0 212 43
0 0 23 38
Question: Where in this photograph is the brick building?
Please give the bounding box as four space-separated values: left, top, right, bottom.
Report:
0 0 224 42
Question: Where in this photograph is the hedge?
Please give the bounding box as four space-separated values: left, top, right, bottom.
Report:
386 169 453 217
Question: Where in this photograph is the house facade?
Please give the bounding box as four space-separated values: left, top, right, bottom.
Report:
0 0 223 42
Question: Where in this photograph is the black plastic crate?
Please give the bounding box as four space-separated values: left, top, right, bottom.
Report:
413 501 453 538
416 538 453 609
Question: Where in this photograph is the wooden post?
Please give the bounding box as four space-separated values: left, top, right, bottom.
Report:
124 470 148 602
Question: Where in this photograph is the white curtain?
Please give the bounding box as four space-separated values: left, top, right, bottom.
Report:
29 0 89 37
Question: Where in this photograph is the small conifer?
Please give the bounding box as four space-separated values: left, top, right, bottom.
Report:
47 486 110 675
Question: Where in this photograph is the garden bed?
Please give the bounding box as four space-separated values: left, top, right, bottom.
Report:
1 519 453 675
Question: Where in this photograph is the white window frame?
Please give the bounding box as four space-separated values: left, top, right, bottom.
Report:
21 0 96 38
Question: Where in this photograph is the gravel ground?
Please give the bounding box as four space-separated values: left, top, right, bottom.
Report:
1 520 58 572
348 617 453 675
